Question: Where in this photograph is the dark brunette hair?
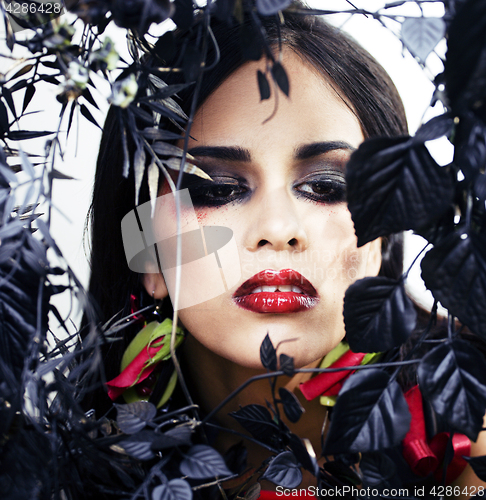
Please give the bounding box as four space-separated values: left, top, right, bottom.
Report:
85 10 408 395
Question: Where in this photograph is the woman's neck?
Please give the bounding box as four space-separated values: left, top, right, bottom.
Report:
181 335 327 484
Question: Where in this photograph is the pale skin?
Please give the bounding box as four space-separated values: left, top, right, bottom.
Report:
143 50 486 494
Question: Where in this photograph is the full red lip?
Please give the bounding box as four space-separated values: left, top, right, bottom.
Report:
233 269 319 314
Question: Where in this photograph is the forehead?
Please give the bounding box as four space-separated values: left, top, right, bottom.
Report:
188 50 364 151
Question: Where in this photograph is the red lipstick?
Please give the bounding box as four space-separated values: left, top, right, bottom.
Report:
233 269 319 313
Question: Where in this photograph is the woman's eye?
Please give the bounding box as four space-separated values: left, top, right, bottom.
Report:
295 178 346 203
188 182 249 207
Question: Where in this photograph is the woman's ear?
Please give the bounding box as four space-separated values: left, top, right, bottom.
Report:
143 272 169 300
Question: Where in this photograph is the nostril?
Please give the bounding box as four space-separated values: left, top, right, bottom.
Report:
288 238 297 246
258 239 269 247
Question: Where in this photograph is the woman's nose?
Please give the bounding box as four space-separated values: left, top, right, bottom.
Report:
245 187 309 252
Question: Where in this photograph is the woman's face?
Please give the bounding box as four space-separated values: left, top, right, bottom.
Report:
145 50 382 369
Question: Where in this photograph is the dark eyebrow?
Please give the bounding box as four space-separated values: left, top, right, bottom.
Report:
295 141 356 160
187 146 251 162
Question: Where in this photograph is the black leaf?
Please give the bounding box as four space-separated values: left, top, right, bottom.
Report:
261 451 302 488
278 387 304 423
453 112 486 181
360 451 397 488
144 83 192 102
0 101 8 136
224 441 247 475
230 404 280 445
152 479 192 500
260 333 277 371
154 31 177 62
322 460 361 486
141 127 182 141
116 401 156 435
421 231 486 337
323 369 411 455
257 70 271 101
256 0 292 16
444 0 486 119
401 17 445 63
11 63 33 80
22 84 35 113
151 425 193 450
417 339 486 440
151 141 185 157
81 87 99 110
343 276 417 353
347 136 455 246
243 484 261 500
2 87 16 119
172 0 194 30
271 62 290 97
80 104 101 129
67 101 76 138
288 433 318 475
414 113 454 142
119 431 155 460
464 455 486 482
279 353 294 376
7 130 53 140
179 444 231 479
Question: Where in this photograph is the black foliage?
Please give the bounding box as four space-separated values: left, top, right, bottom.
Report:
172 0 194 30
152 479 192 500
323 369 411 455
224 441 248 475
415 113 455 142
401 17 445 63
260 333 277 371
347 136 455 246
179 444 231 479
111 0 173 33
256 0 292 16
230 404 280 446
444 0 486 120
279 353 295 376
465 455 486 482
119 431 156 460
116 401 157 434
261 451 302 488
288 433 318 475
453 112 486 182
344 276 416 352
322 460 361 486
3 1 486 497
151 425 193 450
360 451 397 488
22 83 35 113
257 70 271 100
278 387 304 423
417 339 486 440
271 61 290 97
421 231 486 338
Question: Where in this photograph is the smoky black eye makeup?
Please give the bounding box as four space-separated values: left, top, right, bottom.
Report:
180 174 250 207
293 170 347 204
